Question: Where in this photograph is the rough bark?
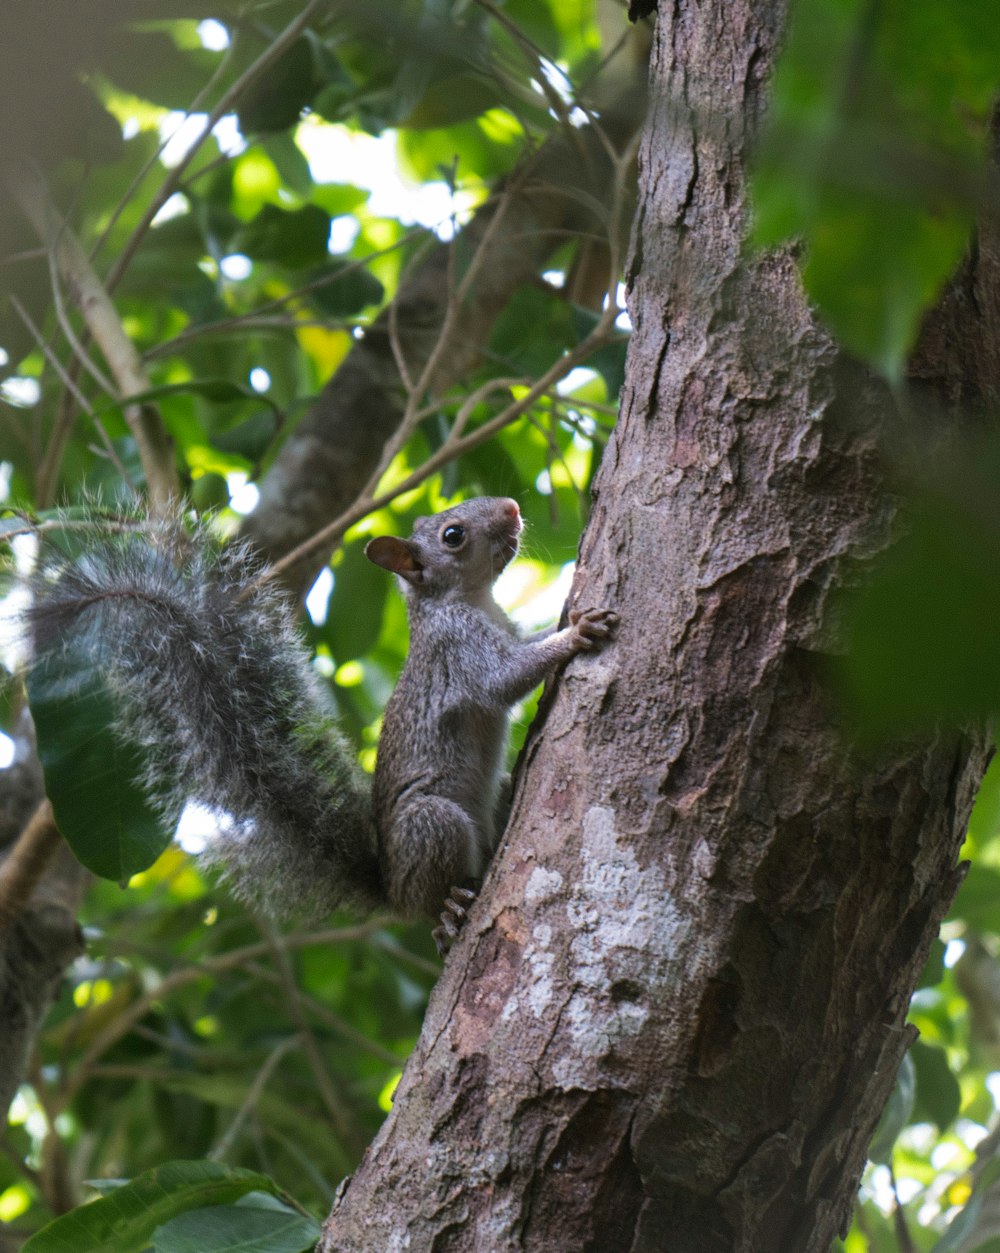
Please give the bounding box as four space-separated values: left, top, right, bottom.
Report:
319 3 995 1251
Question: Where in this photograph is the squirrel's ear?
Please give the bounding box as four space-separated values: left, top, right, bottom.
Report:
365 536 424 584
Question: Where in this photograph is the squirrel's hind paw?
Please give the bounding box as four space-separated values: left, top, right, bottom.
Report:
432 883 479 957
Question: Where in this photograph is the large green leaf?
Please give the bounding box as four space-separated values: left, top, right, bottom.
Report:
489 284 574 377
316 538 390 664
910 1040 961 1134
140 1073 352 1173
840 485 1000 737
751 0 1000 376
237 36 319 134
868 1050 915 1165
305 260 385 318
153 1202 320 1253
22 1162 286 1253
948 864 1000 933
967 751 1000 849
235 204 332 269
28 642 176 882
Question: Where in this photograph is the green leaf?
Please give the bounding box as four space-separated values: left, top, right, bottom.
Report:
918 937 946 990
211 410 281 463
96 379 282 426
932 1152 1000 1253
237 37 318 134
189 472 232 512
751 0 1000 376
800 195 969 378
498 0 561 58
28 640 176 882
489 284 574 377
931 1183 991 1253
868 1050 915 1164
260 133 313 198
405 71 502 128
311 184 369 217
152 1202 320 1253
134 1075 349 1172
840 486 1000 737
22 1161 285 1253
320 539 390 664
305 261 384 318
0 664 18 735
235 204 332 269
911 1040 961 1133
949 864 1000 932
570 305 627 398
968 752 1000 849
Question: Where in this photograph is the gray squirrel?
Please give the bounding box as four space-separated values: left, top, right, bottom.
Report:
28 496 616 947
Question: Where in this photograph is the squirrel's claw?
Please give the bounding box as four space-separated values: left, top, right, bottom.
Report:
569 607 619 649
433 883 479 957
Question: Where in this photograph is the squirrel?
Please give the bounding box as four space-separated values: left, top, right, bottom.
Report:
27 496 617 949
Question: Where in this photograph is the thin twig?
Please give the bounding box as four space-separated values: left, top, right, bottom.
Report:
11 296 139 501
451 376 525 442
209 1033 301 1161
889 1163 917 1253
10 164 180 513
475 0 574 129
255 312 624 589
55 919 384 1111
256 918 364 1158
237 961 406 1067
43 242 116 398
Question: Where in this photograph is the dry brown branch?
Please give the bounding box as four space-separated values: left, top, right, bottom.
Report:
10 166 180 513
11 296 140 499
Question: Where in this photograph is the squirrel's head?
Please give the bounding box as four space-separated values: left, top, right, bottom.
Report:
365 496 522 598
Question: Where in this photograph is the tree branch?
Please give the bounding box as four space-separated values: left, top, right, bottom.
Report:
0 801 61 932
10 165 179 513
240 82 645 593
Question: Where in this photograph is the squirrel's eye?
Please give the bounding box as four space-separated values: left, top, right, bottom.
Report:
441 524 465 548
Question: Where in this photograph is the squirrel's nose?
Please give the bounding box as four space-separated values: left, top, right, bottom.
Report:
500 498 520 520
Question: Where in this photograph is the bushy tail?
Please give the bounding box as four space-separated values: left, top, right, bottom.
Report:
27 523 383 918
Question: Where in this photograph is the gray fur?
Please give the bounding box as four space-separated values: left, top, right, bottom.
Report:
370 497 617 918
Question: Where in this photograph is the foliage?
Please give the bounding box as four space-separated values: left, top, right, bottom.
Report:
20 1161 319 1253
752 0 1000 378
754 3 1000 1244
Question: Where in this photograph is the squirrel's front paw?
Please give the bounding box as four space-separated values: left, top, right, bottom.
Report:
569 607 619 650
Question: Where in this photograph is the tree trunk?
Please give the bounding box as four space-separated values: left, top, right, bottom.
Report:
319 2 996 1250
